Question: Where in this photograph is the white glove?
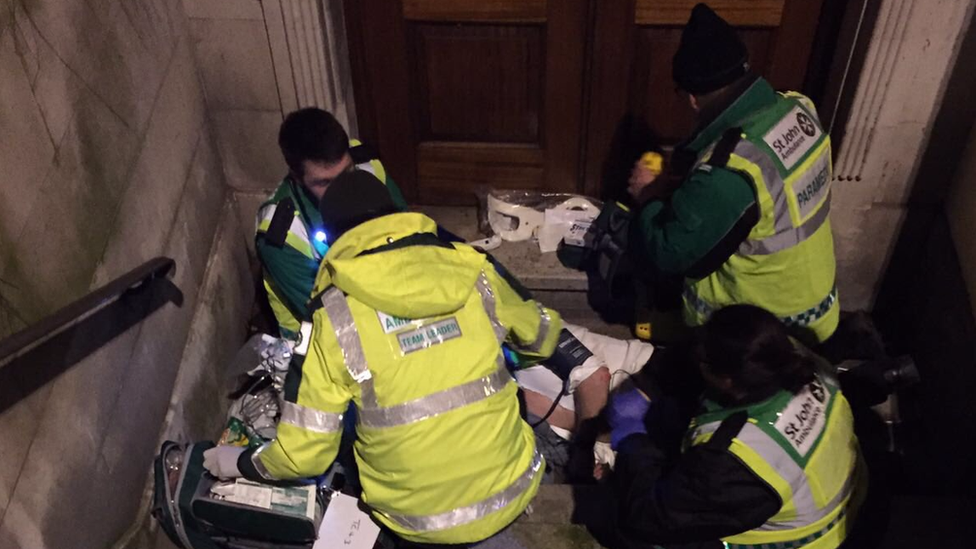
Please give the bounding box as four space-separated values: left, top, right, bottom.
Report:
203 445 244 479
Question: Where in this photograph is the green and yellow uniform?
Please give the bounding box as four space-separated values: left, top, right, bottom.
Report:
634 77 839 343
255 140 407 337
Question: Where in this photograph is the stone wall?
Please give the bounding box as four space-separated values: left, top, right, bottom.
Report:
831 0 976 309
183 0 357 197
0 1 253 548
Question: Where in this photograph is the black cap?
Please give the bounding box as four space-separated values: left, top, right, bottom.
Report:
318 170 397 243
672 3 750 95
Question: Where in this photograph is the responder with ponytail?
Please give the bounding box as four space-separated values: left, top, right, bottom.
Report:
607 304 864 549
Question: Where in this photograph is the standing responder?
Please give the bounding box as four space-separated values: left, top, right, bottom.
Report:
628 3 839 345
205 171 562 546
255 108 407 339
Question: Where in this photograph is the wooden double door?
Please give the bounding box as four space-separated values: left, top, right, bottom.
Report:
346 0 828 204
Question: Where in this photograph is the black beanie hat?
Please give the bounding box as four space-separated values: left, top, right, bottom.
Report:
672 3 750 95
318 170 397 243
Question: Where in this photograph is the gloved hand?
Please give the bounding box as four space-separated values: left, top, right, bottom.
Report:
607 388 651 450
203 445 245 479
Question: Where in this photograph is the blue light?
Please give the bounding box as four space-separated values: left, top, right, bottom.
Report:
314 230 327 243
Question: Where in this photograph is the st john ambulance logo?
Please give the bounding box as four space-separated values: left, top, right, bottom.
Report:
763 106 822 170
797 111 816 137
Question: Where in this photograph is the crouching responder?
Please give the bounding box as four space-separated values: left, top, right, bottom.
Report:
627 3 839 347
204 171 562 546
256 107 407 339
606 304 864 549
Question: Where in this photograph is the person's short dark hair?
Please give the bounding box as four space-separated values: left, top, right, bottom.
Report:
701 304 817 397
278 108 349 178
318 171 397 244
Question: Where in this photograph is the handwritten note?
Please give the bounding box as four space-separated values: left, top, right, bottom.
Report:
313 493 380 549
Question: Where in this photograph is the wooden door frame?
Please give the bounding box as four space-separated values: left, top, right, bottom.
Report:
344 0 588 204
344 0 419 202
344 0 872 202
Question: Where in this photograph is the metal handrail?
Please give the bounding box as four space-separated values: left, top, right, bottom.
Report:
0 257 176 368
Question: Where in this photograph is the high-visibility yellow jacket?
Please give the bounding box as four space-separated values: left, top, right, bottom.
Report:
240 212 562 544
686 373 864 549
683 89 838 343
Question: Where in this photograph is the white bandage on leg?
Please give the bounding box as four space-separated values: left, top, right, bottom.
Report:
564 324 655 392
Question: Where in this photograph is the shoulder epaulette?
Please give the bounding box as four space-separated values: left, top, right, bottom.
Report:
264 197 295 248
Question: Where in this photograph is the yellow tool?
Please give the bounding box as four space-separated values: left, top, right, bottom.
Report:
640 152 663 175
634 322 652 341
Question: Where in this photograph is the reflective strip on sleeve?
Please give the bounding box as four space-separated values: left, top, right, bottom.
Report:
358 366 512 428
280 401 343 434
320 288 378 408
250 443 276 481
294 322 313 356
475 271 508 344
380 449 543 532
521 304 552 353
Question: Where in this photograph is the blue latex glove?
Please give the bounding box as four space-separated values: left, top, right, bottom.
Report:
607 388 651 450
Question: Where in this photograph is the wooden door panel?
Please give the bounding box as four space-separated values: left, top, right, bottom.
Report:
584 0 825 198
350 0 829 203
418 143 545 197
413 25 544 143
350 0 585 205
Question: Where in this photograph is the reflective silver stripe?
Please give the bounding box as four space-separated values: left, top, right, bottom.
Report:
734 423 817 528
359 366 512 428
320 288 378 408
725 509 847 549
382 449 543 532
521 304 552 353
250 443 275 481
475 271 507 344
695 421 854 534
280 401 343 434
256 202 277 231
289 215 320 259
294 321 313 356
731 140 793 236
356 160 378 177
739 194 832 256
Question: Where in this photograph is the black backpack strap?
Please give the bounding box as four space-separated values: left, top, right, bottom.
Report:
264 197 295 249
349 142 380 164
704 410 749 450
707 127 743 168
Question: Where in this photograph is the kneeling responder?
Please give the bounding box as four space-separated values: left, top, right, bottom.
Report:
627 4 839 345
256 108 408 339
607 304 864 549
204 171 562 546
